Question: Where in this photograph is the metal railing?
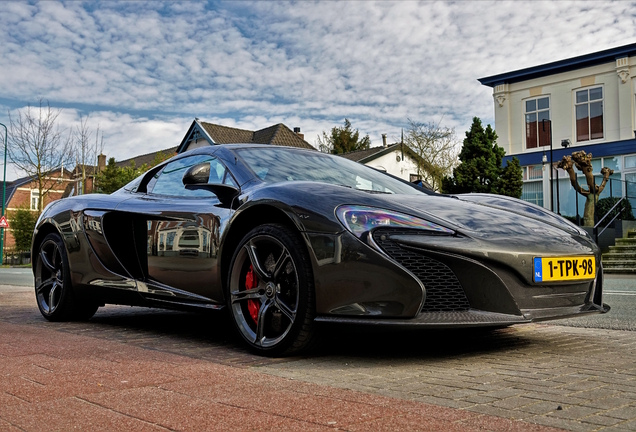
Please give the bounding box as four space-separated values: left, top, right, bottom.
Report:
593 196 626 243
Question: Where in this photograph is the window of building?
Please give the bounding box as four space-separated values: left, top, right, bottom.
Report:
30 190 39 211
521 165 543 207
525 96 550 149
575 87 603 142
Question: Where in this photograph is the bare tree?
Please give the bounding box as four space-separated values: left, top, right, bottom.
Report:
404 119 460 191
7 100 73 212
73 115 104 194
558 150 613 226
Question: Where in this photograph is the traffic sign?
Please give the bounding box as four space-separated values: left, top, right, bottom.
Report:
0 215 8 229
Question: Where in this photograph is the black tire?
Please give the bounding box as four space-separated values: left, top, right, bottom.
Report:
227 223 316 356
34 233 99 322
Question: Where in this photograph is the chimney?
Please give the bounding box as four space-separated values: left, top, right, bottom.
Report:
293 127 304 140
98 154 106 172
382 134 387 147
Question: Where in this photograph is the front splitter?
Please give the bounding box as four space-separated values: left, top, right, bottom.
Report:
315 303 610 329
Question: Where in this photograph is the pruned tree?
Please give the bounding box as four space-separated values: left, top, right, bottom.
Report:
404 119 460 191
557 150 613 226
7 100 73 211
73 114 104 195
317 119 371 154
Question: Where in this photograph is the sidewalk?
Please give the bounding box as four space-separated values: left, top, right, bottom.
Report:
0 288 560 431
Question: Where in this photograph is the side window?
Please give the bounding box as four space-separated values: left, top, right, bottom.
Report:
208 158 228 184
149 155 225 198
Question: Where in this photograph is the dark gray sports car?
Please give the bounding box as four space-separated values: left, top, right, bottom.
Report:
31 144 609 355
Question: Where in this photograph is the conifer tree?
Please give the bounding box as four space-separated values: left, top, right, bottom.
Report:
442 117 522 198
317 119 371 154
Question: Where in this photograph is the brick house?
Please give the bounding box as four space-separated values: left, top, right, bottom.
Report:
2 168 75 251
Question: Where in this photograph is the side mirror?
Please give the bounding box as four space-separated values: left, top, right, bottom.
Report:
182 162 239 205
182 162 211 185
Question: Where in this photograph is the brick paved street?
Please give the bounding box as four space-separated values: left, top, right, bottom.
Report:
1 284 636 431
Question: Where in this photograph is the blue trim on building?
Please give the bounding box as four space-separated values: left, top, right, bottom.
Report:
479 42 636 87
502 139 636 167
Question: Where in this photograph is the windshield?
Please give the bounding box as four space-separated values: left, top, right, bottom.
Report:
237 147 423 195
120 175 143 193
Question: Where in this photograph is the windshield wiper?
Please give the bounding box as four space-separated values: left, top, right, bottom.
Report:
361 189 392 194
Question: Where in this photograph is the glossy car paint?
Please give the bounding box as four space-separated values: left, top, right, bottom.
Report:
32 144 609 328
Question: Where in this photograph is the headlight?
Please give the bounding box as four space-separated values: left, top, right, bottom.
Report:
336 205 454 239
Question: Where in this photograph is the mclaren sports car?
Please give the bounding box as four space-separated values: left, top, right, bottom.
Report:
31 144 609 355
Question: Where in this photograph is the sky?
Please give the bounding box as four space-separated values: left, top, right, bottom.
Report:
0 1 635 180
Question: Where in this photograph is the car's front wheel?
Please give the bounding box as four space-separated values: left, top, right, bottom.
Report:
227 224 316 356
35 233 99 321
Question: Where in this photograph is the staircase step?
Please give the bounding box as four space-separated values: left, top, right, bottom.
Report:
608 245 636 252
603 252 636 259
603 259 636 266
603 265 636 271
604 267 636 274
616 238 636 245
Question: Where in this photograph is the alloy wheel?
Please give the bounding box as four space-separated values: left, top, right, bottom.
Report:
230 234 300 348
36 239 65 315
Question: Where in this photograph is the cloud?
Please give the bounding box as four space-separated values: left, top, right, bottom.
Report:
0 1 635 180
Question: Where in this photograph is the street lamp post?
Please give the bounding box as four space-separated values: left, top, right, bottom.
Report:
542 119 554 212
0 122 7 266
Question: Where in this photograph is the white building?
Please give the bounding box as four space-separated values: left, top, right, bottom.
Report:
339 140 426 186
479 43 636 218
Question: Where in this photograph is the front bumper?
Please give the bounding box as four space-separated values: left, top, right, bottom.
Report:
315 302 610 328
314 227 610 326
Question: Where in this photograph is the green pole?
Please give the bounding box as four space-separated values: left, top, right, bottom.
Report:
0 122 7 266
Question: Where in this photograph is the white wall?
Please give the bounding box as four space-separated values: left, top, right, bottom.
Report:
363 149 419 181
492 56 635 157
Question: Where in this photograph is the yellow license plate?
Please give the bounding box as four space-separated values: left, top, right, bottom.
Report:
533 256 595 282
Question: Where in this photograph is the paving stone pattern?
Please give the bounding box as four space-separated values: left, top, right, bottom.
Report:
258 324 636 431
2 288 636 431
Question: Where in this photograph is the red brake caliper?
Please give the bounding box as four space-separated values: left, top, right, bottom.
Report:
245 265 260 324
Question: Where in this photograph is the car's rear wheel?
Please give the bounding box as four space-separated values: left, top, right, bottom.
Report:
35 233 99 321
227 224 316 356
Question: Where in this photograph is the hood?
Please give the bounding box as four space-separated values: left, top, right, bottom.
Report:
376 193 598 257
384 194 567 238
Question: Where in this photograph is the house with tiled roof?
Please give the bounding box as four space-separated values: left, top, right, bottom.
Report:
177 119 314 153
339 135 431 187
2 168 76 253
114 147 177 169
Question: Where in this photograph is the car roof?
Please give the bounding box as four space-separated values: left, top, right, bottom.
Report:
184 143 318 155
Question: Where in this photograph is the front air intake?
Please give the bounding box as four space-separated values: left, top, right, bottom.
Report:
373 229 470 312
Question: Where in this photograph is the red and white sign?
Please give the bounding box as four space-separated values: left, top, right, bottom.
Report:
0 216 9 229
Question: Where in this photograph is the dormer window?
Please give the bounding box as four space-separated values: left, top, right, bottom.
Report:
525 96 550 149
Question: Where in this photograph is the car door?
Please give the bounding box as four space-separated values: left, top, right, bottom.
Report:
116 153 236 303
